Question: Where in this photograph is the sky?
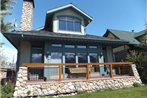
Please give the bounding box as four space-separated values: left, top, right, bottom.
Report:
0 0 147 63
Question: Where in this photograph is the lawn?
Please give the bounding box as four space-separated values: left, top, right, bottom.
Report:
59 86 147 98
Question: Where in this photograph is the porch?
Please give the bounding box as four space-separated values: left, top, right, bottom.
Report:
23 62 134 81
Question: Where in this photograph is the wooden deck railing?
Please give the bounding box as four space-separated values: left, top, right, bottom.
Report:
22 62 133 81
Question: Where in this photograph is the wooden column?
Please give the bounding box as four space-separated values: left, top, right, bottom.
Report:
59 64 62 81
86 64 90 80
109 64 113 78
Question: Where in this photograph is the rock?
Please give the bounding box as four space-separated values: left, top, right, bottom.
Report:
69 85 75 90
13 91 17 97
42 89 48 95
49 90 56 94
16 81 20 87
17 74 22 78
37 88 42 95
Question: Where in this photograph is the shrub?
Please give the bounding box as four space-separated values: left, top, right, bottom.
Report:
0 82 15 98
133 82 142 87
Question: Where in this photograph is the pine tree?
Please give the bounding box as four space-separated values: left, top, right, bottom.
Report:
0 0 16 32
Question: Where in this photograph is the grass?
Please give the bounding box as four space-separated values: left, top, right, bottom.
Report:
59 86 147 98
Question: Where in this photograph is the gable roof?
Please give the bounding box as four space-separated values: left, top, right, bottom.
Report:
46 3 92 26
47 3 93 20
103 29 140 45
135 29 147 38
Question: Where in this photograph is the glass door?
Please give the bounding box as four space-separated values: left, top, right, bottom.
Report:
29 46 44 80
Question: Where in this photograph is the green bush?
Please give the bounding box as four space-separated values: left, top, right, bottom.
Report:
0 82 15 98
133 82 142 87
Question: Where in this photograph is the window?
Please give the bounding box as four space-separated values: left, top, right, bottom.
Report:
50 52 62 63
78 53 87 63
51 44 62 47
77 45 86 49
89 53 98 63
89 46 97 49
64 45 75 48
51 52 62 59
65 53 75 63
58 15 81 32
31 47 43 63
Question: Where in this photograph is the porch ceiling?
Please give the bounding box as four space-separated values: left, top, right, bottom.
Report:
3 31 129 48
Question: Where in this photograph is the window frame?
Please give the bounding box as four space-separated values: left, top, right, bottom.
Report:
58 15 81 32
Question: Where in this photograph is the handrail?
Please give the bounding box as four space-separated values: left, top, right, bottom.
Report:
23 62 133 81
22 62 133 67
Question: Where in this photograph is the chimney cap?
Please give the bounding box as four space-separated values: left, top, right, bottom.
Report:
24 0 35 8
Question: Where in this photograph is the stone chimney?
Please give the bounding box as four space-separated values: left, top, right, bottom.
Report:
21 0 34 31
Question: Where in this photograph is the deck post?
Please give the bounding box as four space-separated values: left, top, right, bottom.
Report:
86 64 90 80
59 64 62 81
118 65 121 75
109 64 113 78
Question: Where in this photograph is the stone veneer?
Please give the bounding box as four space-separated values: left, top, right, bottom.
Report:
13 64 142 97
21 0 34 31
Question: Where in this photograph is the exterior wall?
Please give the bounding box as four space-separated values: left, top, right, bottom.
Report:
53 9 85 35
19 41 31 65
106 46 113 62
113 45 130 62
113 45 129 53
13 64 142 97
21 0 34 31
107 33 117 39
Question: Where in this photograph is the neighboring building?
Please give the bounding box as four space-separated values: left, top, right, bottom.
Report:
3 0 130 80
103 29 147 61
0 68 16 84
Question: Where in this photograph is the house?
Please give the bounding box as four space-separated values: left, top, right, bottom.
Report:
2 0 142 97
3 1 130 80
103 29 147 61
0 68 16 84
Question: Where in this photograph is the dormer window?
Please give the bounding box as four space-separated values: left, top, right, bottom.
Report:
58 15 81 32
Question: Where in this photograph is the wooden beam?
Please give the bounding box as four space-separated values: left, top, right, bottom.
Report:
109 64 113 78
59 64 62 81
86 64 90 80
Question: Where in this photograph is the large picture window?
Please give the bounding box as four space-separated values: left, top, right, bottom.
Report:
58 15 81 32
78 53 87 63
50 52 62 63
65 53 76 63
89 53 98 63
31 47 43 63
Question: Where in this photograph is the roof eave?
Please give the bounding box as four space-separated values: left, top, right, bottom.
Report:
3 32 129 48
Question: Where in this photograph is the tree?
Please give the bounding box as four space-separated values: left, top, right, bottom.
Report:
0 0 16 15
126 50 147 69
0 0 16 32
0 43 7 67
0 42 4 47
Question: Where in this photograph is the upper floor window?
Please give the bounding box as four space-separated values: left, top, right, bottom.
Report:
58 15 81 32
51 44 62 47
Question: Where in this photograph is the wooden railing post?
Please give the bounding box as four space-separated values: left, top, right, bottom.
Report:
118 65 121 75
86 64 90 80
59 64 62 81
109 64 113 78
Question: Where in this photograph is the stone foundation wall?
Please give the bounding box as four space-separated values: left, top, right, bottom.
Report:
13 64 142 97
